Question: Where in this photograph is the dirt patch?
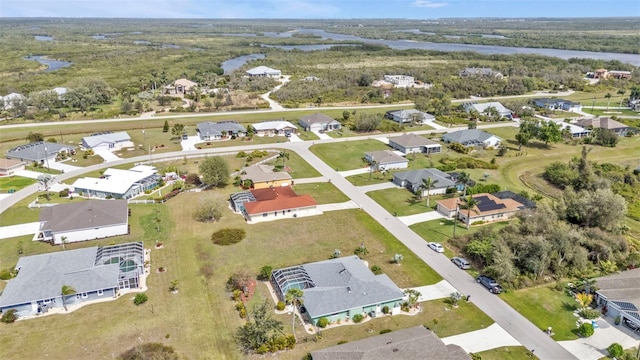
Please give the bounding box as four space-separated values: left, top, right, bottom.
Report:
241 279 256 303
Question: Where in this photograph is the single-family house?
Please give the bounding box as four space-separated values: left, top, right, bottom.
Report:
0 158 26 175
164 78 198 95
271 255 405 326
239 164 292 189
594 268 640 332
385 109 435 124
463 102 513 119
392 168 456 195
196 121 246 141
576 117 633 136
436 192 532 224
0 242 144 318
311 325 471 360
81 131 133 151
229 186 318 223
365 150 408 171
593 69 632 80
6 142 76 164
246 66 281 78
459 67 503 79
533 98 583 112
37 199 129 245
442 129 502 148
71 165 160 199
554 121 591 138
251 120 297 137
299 113 341 132
383 75 415 88
52 87 68 100
388 133 441 154
2 92 26 110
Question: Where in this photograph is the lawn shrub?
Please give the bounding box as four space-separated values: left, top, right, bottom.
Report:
276 301 285 311
133 293 148 305
0 269 12 280
119 342 178 360
578 308 601 319
370 265 382 275
211 228 246 246
317 317 329 328
59 188 69 197
578 323 594 337
1 309 18 323
467 183 501 195
352 314 364 323
235 301 247 319
379 329 392 334
382 305 390 314
448 142 470 154
608 343 624 358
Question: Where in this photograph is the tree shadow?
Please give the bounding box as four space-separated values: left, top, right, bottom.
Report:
561 301 577 312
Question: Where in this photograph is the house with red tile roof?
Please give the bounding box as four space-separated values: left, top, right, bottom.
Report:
230 186 318 223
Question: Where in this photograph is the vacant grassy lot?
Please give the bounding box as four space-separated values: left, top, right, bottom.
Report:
292 182 349 204
0 176 36 193
501 286 579 341
368 187 432 216
474 346 537 360
310 139 389 171
562 90 628 108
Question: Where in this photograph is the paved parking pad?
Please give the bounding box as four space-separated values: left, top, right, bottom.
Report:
442 323 521 354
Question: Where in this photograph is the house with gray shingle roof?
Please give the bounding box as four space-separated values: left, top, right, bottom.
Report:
271 255 405 326
459 67 503 79
365 150 408 171
463 102 513 119
6 141 76 164
0 242 144 318
388 133 441 154
442 129 502 148
595 268 640 332
393 168 456 195
38 199 129 245
246 66 281 78
81 131 133 151
311 325 471 360
533 98 582 112
196 121 246 141
299 113 341 132
385 109 435 124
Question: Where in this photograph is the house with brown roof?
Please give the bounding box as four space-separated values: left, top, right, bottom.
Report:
365 150 408 171
164 78 198 95
595 268 640 332
239 164 292 189
0 158 26 175
576 117 633 136
436 192 533 225
37 199 129 245
388 133 442 154
311 325 470 360
229 186 318 223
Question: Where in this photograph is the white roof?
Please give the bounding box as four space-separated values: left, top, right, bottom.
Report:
82 132 131 148
252 120 296 131
72 166 156 195
246 66 281 75
3 93 25 101
467 102 511 114
552 121 590 135
52 87 67 95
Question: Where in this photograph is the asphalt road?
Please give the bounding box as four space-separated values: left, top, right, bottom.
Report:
0 125 576 359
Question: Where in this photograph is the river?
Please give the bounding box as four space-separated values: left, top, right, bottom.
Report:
24 56 73 72
222 53 266 74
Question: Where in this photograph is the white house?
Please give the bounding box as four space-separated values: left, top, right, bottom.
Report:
385 109 435 124
71 165 160 199
6 142 75 164
463 102 512 119
388 133 441 154
299 113 341 132
37 199 129 245
442 129 502 148
0 158 26 175
246 66 281 78
553 121 591 138
196 121 246 140
230 186 319 224
383 75 415 88
365 150 408 171
164 78 198 95
81 131 133 151
533 98 583 112
251 121 297 137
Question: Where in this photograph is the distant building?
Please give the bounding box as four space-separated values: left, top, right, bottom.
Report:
251 120 297 137
81 131 133 151
459 67 503 79
239 164 292 189
393 168 457 195
230 186 318 223
388 133 441 154
164 78 198 95
436 192 534 224
196 121 246 141
299 113 341 132
365 150 408 171
593 69 632 80
0 158 26 175
246 66 281 78
576 117 633 136
6 142 75 164
385 109 435 124
442 129 502 148
463 102 512 119
71 165 160 199
383 75 415 87
533 98 583 112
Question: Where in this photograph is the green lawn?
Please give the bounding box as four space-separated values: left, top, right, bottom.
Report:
501 286 579 341
310 139 389 171
346 172 391 186
582 108 639 117
0 176 36 193
474 346 538 360
368 187 433 216
562 90 628 108
263 151 321 178
292 182 349 204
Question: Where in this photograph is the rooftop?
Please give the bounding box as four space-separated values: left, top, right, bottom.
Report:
596 268 640 312
299 113 338 125
438 193 526 217
72 165 157 195
393 168 456 187
366 150 408 165
39 199 128 233
389 133 440 148
82 131 131 148
246 66 281 75
240 164 291 183
0 158 26 169
243 186 317 215
576 117 630 130
442 129 501 145
252 120 296 131
197 121 246 137
6 142 75 162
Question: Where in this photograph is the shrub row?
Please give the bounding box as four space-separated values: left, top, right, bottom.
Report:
211 228 246 246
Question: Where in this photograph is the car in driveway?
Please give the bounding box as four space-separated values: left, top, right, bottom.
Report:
451 257 471 269
477 275 503 294
428 242 445 253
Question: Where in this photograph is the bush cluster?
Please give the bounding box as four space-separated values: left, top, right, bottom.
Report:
276 301 285 311
235 301 247 319
316 317 329 328
254 334 296 354
0 269 13 280
448 142 471 154
133 293 148 305
352 314 364 323
59 188 69 197
1 309 18 323
211 228 246 246
578 308 601 319
578 323 594 337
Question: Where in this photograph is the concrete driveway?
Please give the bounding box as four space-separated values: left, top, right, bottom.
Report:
48 160 81 173
442 323 521 354
407 280 459 302
559 317 640 360
181 135 201 151
288 133 304 142
0 222 41 240
357 181 398 193
317 200 359 212
397 211 446 226
338 167 370 177
94 148 120 162
13 169 45 179
312 130 332 140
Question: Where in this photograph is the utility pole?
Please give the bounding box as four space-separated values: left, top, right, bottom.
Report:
44 146 50 169
453 203 459 238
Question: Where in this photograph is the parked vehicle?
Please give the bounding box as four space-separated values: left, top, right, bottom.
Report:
477 275 503 294
623 318 640 332
428 242 445 253
451 257 471 270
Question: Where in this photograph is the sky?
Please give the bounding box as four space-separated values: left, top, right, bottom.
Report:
1 0 638 18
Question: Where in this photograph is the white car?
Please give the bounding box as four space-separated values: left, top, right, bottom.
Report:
428 242 445 253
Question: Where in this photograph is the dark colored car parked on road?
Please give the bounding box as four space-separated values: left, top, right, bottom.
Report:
477 275 503 294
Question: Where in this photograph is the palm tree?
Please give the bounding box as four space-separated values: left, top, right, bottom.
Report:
37 174 53 201
457 172 471 197
277 150 290 169
369 160 377 180
285 288 304 341
419 177 439 207
461 196 479 229
605 93 612 111
61 285 76 311
61 236 68 250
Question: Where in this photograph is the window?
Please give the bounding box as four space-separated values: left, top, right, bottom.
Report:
76 294 82 300
43 298 52 304
263 213 267 217
82 293 88 299
97 289 104 296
